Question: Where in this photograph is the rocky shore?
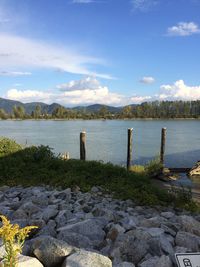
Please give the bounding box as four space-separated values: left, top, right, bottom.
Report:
0 185 200 267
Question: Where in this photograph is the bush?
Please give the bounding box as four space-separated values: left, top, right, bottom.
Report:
145 157 163 177
129 165 145 174
0 137 22 157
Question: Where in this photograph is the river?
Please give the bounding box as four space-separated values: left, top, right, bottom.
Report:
0 119 199 168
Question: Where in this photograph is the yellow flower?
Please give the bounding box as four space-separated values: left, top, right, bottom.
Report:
0 215 38 267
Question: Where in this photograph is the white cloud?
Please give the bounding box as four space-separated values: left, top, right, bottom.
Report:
0 71 31 76
158 80 200 100
5 78 199 107
0 33 113 79
167 22 200 36
140 76 155 84
130 0 158 12
57 76 103 91
6 89 54 103
4 76 150 106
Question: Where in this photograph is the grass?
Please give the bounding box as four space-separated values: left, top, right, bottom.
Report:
0 137 199 212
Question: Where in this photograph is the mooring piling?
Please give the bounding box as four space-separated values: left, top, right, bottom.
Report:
160 127 166 165
80 131 86 160
127 128 133 170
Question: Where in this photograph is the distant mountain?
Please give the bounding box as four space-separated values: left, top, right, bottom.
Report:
73 104 122 113
0 97 125 114
0 97 63 114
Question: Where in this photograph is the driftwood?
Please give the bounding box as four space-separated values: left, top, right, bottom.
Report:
189 161 200 176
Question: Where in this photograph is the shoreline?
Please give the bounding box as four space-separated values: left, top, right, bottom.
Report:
0 117 200 121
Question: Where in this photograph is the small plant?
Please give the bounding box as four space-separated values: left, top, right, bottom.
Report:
129 165 145 174
0 138 22 158
145 157 163 177
0 215 38 267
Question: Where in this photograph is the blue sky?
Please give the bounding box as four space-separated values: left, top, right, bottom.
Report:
0 0 200 106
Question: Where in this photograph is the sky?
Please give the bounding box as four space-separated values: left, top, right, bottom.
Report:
0 0 200 106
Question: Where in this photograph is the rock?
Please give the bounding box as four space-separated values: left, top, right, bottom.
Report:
36 220 57 237
107 224 125 242
175 231 200 251
145 228 165 237
114 262 135 267
17 255 43 267
57 219 106 247
189 161 200 176
140 217 162 228
118 230 150 264
139 255 172 267
42 205 58 222
62 249 112 267
178 215 200 236
160 212 175 220
55 210 74 228
33 236 75 267
57 231 94 249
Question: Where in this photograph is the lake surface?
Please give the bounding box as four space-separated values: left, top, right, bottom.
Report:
0 120 200 168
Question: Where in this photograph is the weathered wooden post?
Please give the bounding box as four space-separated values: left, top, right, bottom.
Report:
80 131 86 160
127 128 133 170
160 127 166 165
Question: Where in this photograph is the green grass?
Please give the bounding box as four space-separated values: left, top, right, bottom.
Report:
0 137 199 212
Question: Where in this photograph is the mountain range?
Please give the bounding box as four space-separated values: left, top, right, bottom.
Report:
0 97 123 114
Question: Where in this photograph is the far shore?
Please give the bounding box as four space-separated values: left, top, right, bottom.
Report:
0 117 200 121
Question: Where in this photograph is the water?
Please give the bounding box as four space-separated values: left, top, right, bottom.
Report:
0 119 200 167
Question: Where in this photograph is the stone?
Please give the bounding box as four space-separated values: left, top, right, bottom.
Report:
175 231 200 251
57 231 94 249
140 217 162 228
33 236 75 267
17 255 43 267
55 210 74 228
189 161 200 176
178 215 200 236
62 249 112 267
139 255 172 267
114 262 135 267
57 219 106 247
42 205 58 222
145 228 165 237
161 212 175 220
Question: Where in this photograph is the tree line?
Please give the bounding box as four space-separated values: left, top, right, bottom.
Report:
0 100 200 120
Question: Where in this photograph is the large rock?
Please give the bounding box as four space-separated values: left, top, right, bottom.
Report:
57 231 94 249
62 249 112 267
175 231 200 251
139 255 172 267
189 161 200 176
178 215 200 236
33 236 75 267
12 255 43 267
57 219 106 247
114 262 135 267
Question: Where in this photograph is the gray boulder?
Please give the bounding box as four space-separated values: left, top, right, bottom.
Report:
62 249 112 267
178 215 200 236
17 255 43 267
175 231 200 251
139 255 172 267
33 236 75 267
57 219 106 247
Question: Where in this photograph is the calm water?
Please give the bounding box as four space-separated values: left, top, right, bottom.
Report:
0 119 200 168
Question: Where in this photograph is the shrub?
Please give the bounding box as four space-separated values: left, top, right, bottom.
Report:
0 215 37 267
145 157 163 177
129 165 145 174
0 138 22 157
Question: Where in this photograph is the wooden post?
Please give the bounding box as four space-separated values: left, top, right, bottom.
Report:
160 127 166 165
80 131 86 160
127 128 133 170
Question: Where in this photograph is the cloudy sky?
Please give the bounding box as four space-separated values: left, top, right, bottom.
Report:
0 0 200 106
